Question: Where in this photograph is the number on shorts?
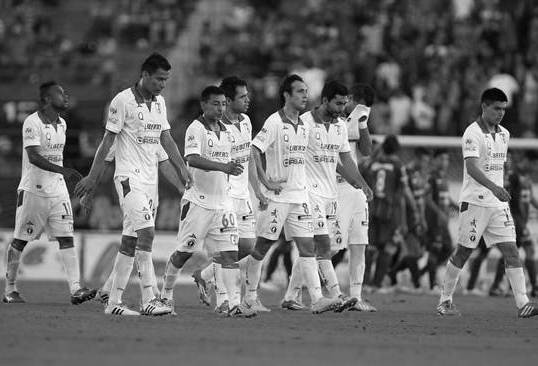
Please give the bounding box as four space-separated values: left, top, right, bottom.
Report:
222 213 236 228
302 203 310 215
375 169 386 198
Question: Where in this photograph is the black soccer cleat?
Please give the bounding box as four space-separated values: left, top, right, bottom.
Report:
3 291 26 303
71 287 97 305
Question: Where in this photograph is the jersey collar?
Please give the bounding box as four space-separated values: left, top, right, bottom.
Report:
311 106 338 125
131 83 157 105
476 116 501 134
221 112 244 125
278 109 304 131
199 115 227 132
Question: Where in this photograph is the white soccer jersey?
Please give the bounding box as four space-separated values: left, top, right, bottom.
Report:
460 120 510 207
105 86 170 186
303 109 351 199
224 113 252 199
18 112 68 197
252 110 309 204
105 141 168 163
183 118 233 210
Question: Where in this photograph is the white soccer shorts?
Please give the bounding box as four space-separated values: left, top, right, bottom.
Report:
13 190 74 241
457 202 516 248
256 199 313 241
309 193 337 236
332 187 369 251
176 199 239 254
114 177 155 233
233 197 256 239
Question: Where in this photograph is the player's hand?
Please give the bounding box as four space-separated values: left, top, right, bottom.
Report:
491 185 511 202
79 192 94 215
183 169 193 190
265 179 285 195
223 161 244 176
62 167 83 184
257 192 269 211
75 176 96 198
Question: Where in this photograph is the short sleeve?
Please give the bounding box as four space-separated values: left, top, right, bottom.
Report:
104 142 116 162
252 117 277 153
156 145 169 162
462 128 480 159
22 117 41 148
339 123 351 153
184 121 203 157
158 97 170 131
105 95 126 133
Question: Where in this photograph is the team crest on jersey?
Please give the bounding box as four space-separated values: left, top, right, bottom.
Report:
284 134 289 142
315 132 320 140
208 139 214 147
45 132 51 141
138 112 144 121
336 126 341 135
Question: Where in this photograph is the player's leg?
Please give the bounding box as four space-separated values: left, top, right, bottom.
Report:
3 239 28 303
99 235 137 304
489 258 506 296
263 236 285 284
465 237 489 293
520 227 537 296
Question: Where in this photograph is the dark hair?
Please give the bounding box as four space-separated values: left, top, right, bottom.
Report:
481 88 507 105
39 80 59 102
433 148 448 158
141 53 171 75
414 147 431 157
201 85 225 102
350 83 375 107
382 135 400 155
219 76 248 100
279 74 304 106
321 80 348 102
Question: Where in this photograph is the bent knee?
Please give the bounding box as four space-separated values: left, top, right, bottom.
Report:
119 235 137 257
136 227 154 251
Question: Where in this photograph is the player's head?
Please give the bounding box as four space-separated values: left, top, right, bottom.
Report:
346 83 375 114
279 74 308 111
480 88 507 126
200 86 226 121
433 148 450 171
40 81 69 111
414 147 432 170
381 134 400 155
140 53 171 96
220 76 249 114
321 81 348 118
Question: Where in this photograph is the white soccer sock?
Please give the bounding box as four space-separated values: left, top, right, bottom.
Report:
439 261 462 304
222 267 241 307
506 267 530 308
213 263 229 305
245 255 263 301
201 262 216 286
284 258 303 301
161 258 180 300
135 250 156 304
238 256 249 301
109 253 134 305
318 259 341 298
149 257 159 297
5 245 22 294
101 255 120 293
59 247 81 295
349 246 365 300
300 256 323 303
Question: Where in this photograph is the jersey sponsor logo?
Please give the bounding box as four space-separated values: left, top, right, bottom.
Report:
283 157 305 167
144 123 162 131
136 136 160 144
313 155 338 164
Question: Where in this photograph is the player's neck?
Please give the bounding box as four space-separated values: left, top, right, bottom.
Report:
39 106 59 124
480 114 497 133
282 105 299 123
317 105 332 123
137 80 154 101
202 113 220 129
224 110 241 124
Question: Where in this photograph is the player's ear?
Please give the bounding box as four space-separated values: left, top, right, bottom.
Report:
225 96 233 105
321 96 328 105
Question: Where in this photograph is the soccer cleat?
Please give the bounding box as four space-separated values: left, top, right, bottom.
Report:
192 269 211 306
160 297 177 316
71 287 97 305
243 297 271 312
437 300 461 316
140 297 172 316
228 303 257 318
311 296 341 314
2 291 26 303
334 295 358 313
96 289 109 305
105 303 140 316
281 299 305 311
349 299 377 312
215 300 230 315
518 302 538 318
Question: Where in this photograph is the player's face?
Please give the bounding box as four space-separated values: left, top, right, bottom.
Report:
229 86 250 114
326 94 348 118
344 97 358 115
143 68 170 96
202 94 226 120
47 85 69 111
286 81 308 112
482 101 506 125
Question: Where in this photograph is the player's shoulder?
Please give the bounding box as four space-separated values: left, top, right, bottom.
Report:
239 113 251 124
300 110 314 123
265 111 282 125
111 88 135 105
187 118 204 131
22 111 40 127
463 121 481 134
498 125 510 136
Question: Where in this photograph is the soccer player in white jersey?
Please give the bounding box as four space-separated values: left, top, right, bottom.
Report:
192 77 269 312
160 86 255 318
437 88 538 318
281 81 373 312
244 74 340 313
3 81 96 305
75 53 191 316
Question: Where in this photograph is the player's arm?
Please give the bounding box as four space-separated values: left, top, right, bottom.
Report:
160 129 192 187
250 146 282 193
466 157 510 201
158 159 184 196
336 152 372 200
186 154 243 175
250 118 283 193
248 156 268 208
25 146 82 182
79 160 115 214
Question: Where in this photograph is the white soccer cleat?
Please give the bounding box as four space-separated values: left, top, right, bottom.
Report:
105 303 140 316
160 297 177 316
243 297 271 312
215 300 230 315
349 299 377 312
311 296 341 314
141 297 172 316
